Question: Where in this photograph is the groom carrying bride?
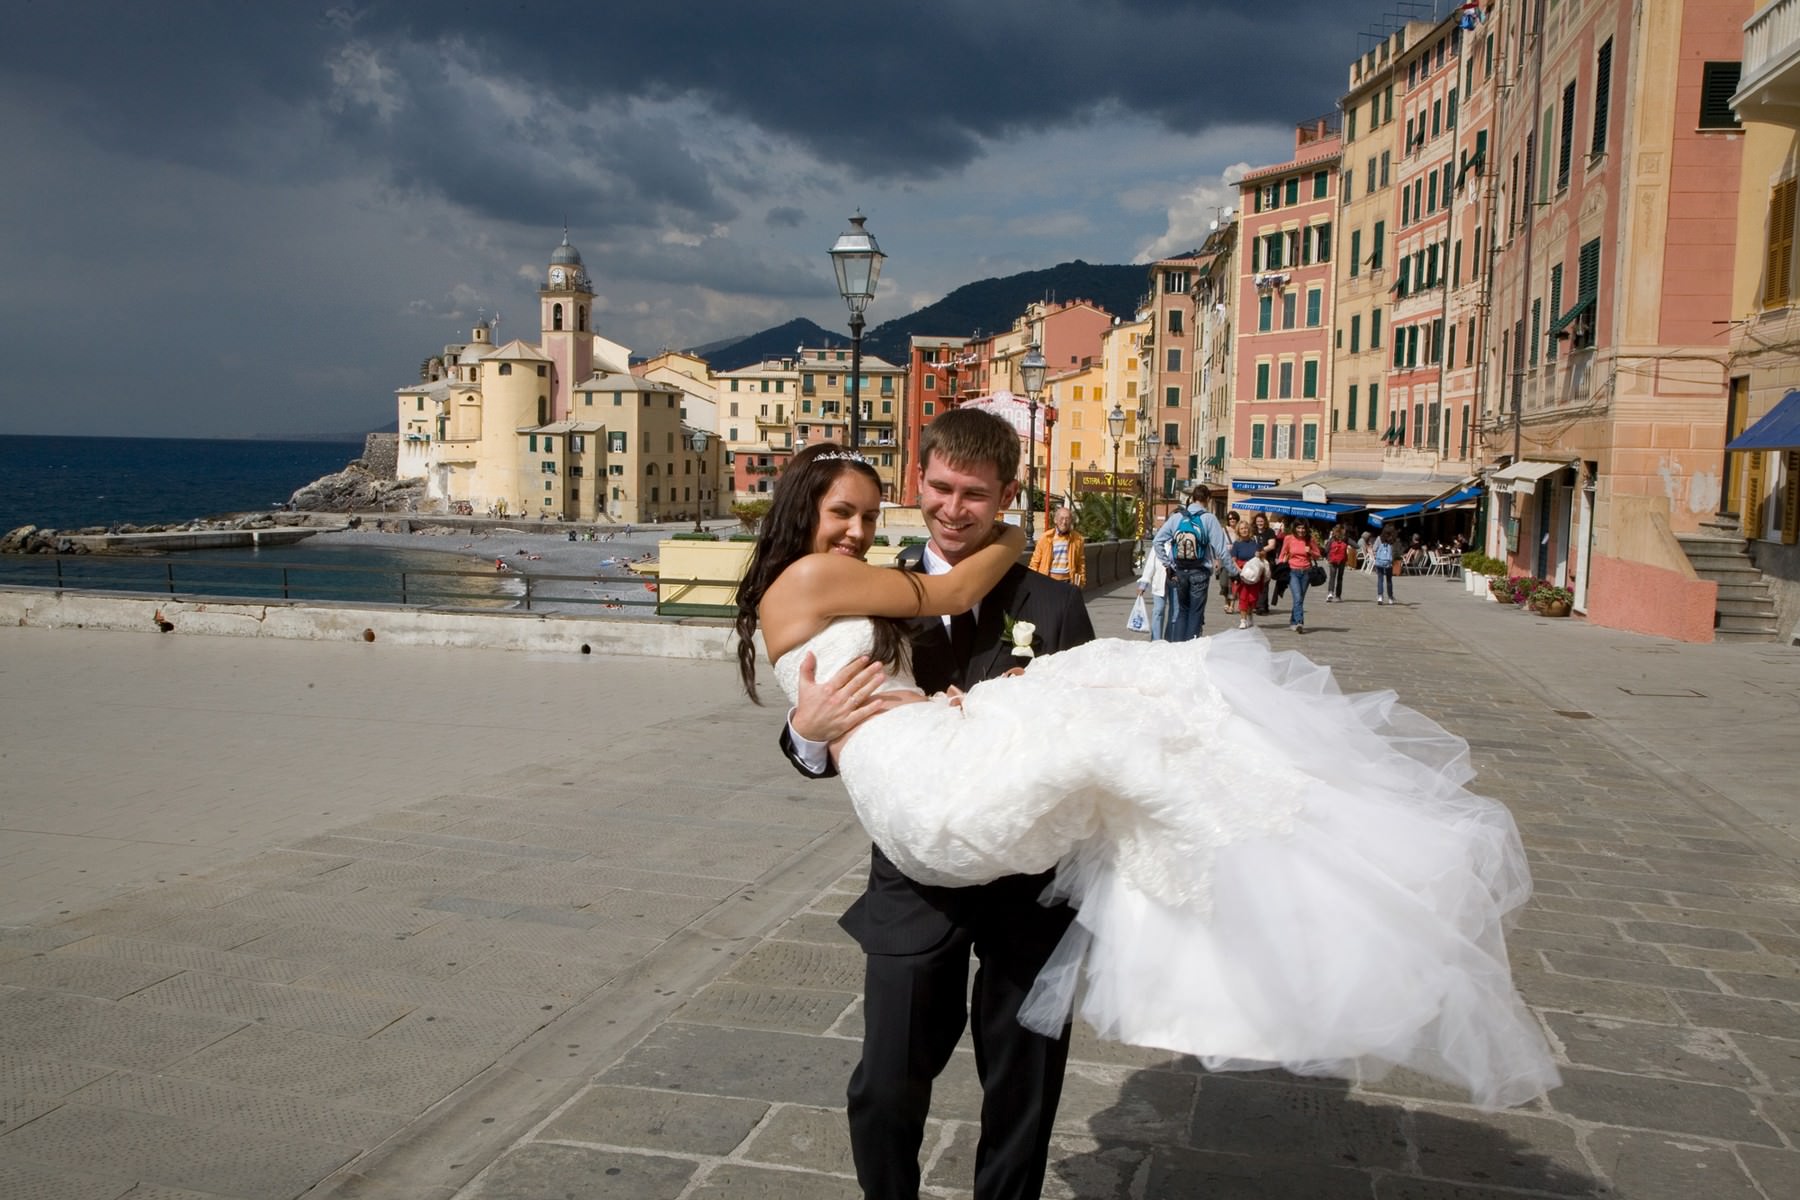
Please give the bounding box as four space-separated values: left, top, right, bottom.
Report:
780 408 1094 1200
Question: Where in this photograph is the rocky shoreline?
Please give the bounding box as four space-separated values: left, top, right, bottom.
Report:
2 459 425 554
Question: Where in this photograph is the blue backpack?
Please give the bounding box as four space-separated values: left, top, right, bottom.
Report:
1171 513 1209 571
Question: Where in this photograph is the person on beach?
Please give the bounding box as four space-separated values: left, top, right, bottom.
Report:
741 427 1558 1197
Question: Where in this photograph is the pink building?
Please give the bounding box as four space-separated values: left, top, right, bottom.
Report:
1231 117 1342 504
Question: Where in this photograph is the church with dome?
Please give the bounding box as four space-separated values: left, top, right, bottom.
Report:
394 232 722 524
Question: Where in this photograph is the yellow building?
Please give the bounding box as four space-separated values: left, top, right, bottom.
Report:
1724 0 1800 641
794 347 906 497
1045 360 1109 505
716 357 799 500
394 233 722 523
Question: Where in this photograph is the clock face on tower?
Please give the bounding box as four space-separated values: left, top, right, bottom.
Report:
550 267 566 286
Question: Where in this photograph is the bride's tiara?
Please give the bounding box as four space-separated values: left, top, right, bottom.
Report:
815 449 869 464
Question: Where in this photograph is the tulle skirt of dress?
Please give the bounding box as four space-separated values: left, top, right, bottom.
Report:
834 629 1560 1110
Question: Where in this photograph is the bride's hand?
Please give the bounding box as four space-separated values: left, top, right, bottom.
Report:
988 523 1026 554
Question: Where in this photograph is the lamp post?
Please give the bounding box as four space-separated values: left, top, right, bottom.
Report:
1160 446 1174 523
687 429 711 533
1107 402 1126 541
829 214 884 451
1141 430 1161 541
1041 401 1058 531
1018 342 1047 543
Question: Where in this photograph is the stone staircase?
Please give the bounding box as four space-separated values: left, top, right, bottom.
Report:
1679 518 1780 642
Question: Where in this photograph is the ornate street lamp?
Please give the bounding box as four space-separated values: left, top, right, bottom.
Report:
1042 400 1059 531
1018 342 1047 543
687 429 711 533
829 214 884 451
1140 430 1161 541
1107 403 1127 541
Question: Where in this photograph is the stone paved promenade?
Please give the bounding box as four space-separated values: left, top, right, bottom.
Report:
0 567 1796 1199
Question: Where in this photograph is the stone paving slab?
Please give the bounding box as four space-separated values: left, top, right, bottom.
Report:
5 576 1800 1198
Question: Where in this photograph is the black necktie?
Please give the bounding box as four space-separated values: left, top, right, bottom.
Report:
950 608 977 665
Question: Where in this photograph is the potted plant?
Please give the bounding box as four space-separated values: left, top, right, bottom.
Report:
1530 584 1573 617
1461 552 1499 595
1505 575 1542 606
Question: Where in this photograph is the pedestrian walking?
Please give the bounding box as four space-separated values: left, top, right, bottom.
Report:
1151 485 1232 642
1250 513 1278 614
1220 512 1243 612
1136 544 1171 641
1277 519 1322 635
1373 526 1399 605
1324 523 1352 602
1231 525 1266 629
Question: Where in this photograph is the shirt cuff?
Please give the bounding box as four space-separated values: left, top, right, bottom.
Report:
786 709 832 774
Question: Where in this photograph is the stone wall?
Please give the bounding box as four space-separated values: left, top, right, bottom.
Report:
362 433 399 480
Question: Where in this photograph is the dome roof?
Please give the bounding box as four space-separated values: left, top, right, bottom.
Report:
550 232 583 266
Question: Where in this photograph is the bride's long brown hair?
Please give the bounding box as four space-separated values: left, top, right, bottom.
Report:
735 443 916 703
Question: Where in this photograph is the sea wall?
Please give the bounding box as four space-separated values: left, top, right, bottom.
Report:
0 589 740 660
362 433 398 480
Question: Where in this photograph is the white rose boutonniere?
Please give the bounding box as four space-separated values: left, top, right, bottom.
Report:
1003 614 1037 659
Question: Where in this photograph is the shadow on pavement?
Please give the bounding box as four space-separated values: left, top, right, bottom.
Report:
1052 1066 1602 1199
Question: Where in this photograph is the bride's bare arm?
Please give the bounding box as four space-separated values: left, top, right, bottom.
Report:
770 523 1024 623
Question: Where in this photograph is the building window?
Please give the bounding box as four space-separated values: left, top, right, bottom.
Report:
1168 308 1183 334
1371 307 1383 349
1166 348 1181 372
498 362 512 376
1278 361 1294 399
1350 313 1362 353
1348 384 1359 430
1557 80 1577 190
1302 422 1318 460
1285 177 1300 205
1306 287 1322 328
1349 229 1361 278
1251 422 1266 458
1302 358 1319 398
1255 361 1270 400
1313 170 1328 199
1767 180 1797 308
1165 385 1181 407
1368 383 1379 430
1592 39 1614 157
1274 424 1293 458
552 303 564 331
1698 62 1743 130
1371 221 1385 269
1282 292 1297 329
1258 294 1273 332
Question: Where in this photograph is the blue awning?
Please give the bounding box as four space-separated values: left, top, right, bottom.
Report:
1367 502 1424 528
1234 498 1365 522
1425 485 1483 511
1728 389 1800 451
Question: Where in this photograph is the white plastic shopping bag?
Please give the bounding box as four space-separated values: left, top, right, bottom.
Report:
1126 594 1150 633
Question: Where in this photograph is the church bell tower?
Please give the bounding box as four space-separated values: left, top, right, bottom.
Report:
540 229 594 423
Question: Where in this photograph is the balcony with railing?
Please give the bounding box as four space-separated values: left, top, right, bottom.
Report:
1736 0 1800 122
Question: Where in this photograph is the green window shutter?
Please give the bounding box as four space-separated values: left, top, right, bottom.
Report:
1368 383 1380 430
1314 170 1328 199
1699 62 1742 130
1530 298 1542 366
1371 307 1383 348
1348 384 1359 429
1256 362 1270 399
1548 264 1564 361
1558 81 1577 190
1372 222 1385 268
1303 424 1318 460
1350 229 1362 278
1307 290 1322 327
1259 294 1273 331
1303 359 1319 398
1592 40 1613 155
1285 177 1300 205
1251 424 1265 457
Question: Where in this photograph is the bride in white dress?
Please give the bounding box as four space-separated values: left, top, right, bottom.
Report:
737 444 1559 1110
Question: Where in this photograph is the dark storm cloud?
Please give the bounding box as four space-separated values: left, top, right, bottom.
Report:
766 206 806 229
7 1 1376 197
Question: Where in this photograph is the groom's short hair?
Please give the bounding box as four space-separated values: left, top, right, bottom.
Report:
918 408 1020 482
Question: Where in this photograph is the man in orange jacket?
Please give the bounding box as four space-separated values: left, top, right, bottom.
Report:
1028 504 1086 589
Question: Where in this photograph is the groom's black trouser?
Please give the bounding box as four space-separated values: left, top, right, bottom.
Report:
846 877 1074 1200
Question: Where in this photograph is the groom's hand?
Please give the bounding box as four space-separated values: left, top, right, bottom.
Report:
792 652 906 744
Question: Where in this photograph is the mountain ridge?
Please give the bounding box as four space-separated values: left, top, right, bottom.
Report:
696 260 1148 372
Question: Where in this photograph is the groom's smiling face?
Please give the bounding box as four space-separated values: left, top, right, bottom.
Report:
920 455 1017 565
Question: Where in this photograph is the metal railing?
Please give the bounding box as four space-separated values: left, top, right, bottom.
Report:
0 555 748 616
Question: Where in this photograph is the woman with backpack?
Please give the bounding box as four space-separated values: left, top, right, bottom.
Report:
1324 523 1353 603
1372 526 1400 605
1276 518 1323 635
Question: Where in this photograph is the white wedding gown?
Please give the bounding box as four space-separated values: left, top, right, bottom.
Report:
775 618 1560 1110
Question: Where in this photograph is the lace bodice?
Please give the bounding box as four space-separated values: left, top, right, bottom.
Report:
774 617 920 706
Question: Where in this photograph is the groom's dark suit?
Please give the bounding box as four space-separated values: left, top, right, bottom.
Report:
781 557 1095 1200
